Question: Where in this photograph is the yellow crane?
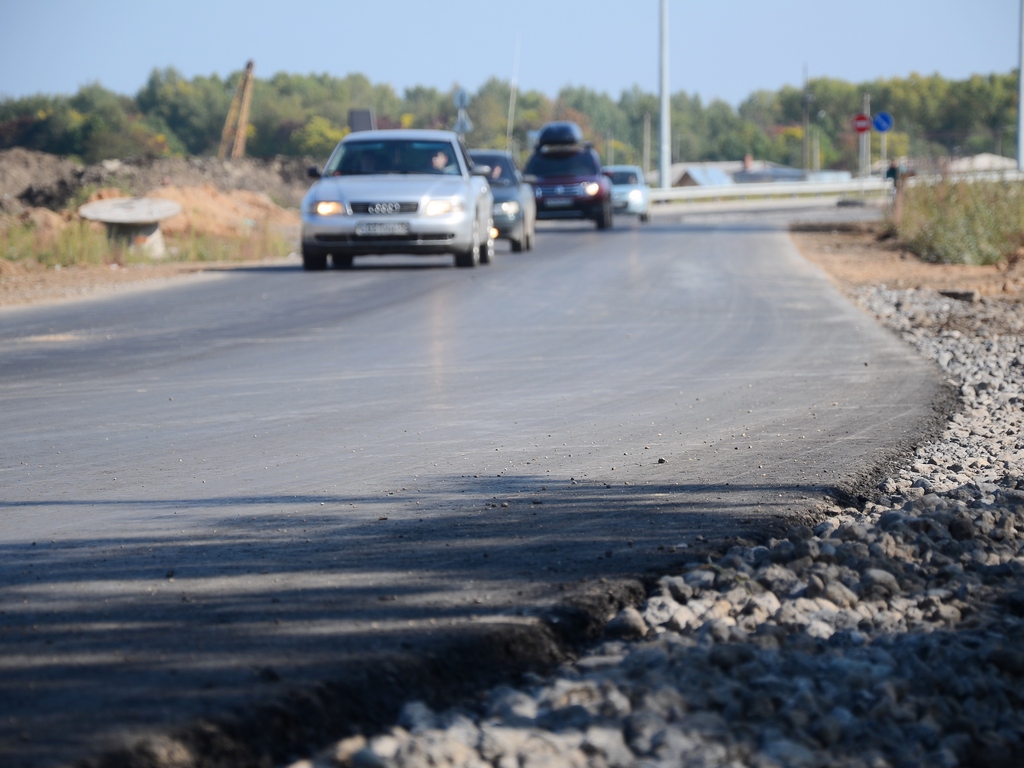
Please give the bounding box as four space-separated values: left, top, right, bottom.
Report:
218 60 255 159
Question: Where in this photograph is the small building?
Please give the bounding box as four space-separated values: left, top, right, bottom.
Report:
944 152 1016 174
731 154 827 183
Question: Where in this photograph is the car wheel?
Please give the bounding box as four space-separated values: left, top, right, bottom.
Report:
332 254 354 269
596 201 612 230
511 237 524 253
454 224 480 268
640 212 650 223
302 246 328 271
526 224 535 251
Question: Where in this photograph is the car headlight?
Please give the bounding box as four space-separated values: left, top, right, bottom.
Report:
424 198 465 216
313 201 346 216
500 201 520 215
584 182 601 196
628 189 643 202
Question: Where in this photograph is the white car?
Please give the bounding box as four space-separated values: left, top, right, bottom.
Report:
301 129 494 269
605 164 651 223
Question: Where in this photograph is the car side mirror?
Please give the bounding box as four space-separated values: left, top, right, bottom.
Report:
307 165 321 179
471 165 492 177
602 170 612 178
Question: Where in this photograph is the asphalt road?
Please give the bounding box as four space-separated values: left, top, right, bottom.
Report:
0 205 946 767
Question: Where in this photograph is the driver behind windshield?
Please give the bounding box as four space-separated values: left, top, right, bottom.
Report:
429 148 458 174
328 140 461 176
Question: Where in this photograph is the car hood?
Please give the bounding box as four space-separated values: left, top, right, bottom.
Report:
304 175 471 203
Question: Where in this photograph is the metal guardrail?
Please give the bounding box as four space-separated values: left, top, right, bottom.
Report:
649 178 892 204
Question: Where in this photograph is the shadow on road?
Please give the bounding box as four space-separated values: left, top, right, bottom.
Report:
0 473 817 767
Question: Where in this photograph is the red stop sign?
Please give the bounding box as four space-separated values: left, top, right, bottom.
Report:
853 113 872 133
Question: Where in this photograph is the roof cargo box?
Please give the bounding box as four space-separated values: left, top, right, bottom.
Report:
537 121 584 147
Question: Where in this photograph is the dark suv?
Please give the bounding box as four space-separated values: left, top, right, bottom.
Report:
525 122 612 230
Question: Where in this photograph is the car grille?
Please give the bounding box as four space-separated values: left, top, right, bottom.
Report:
350 202 419 214
535 183 586 198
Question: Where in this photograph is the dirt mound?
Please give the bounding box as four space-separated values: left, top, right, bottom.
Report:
149 185 298 237
82 185 300 238
6 184 300 241
0 148 315 211
0 148 83 213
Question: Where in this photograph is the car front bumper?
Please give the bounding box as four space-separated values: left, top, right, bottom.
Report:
301 210 474 256
491 208 523 239
612 193 648 215
534 197 606 220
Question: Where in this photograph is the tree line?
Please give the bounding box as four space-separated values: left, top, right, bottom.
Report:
0 67 1016 172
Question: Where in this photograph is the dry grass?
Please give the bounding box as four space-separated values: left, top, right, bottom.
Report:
896 180 1024 266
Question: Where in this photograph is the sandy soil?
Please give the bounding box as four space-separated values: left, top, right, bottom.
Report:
790 222 1024 301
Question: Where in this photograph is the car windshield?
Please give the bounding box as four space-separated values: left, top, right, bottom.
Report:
525 151 599 178
608 171 641 185
471 153 516 186
326 140 461 176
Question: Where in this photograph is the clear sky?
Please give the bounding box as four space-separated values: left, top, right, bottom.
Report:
0 0 1019 105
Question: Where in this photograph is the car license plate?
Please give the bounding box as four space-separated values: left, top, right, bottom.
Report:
356 222 409 236
544 198 571 207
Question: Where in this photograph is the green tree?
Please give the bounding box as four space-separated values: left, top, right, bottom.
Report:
136 67 231 154
290 115 348 158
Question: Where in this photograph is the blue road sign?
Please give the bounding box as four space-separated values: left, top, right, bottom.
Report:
873 112 894 133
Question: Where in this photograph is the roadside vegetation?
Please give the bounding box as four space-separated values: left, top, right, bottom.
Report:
896 180 1024 266
0 68 1015 171
0 206 293 269
0 217 113 268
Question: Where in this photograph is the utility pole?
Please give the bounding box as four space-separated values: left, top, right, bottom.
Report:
801 65 813 173
643 111 651 177
861 93 871 178
659 0 671 189
1019 0 1024 170
506 36 521 152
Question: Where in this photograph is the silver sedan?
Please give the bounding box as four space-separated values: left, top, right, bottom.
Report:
301 130 494 269
605 164 651 223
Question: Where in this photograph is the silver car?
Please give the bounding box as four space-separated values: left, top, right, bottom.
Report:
301 129 494 269
605 164 651 223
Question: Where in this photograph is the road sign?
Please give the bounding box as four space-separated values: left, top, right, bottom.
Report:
853 113 872 133
453 111 473 135
873 111 894 133
453 88 469 110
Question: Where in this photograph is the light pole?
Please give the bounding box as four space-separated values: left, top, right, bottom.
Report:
801 66 813 173
814 110 827 173
1018 0 1024 170
659 0 671 189
643 111 651 177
